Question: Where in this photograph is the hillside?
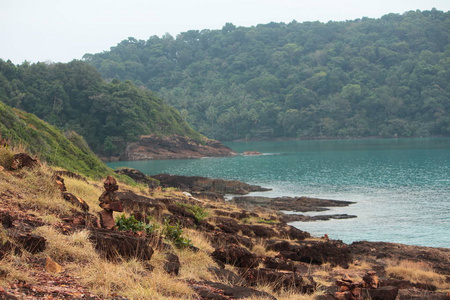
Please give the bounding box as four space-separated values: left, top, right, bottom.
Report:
84 9 450 140
0 60 233 159
0 101 110 178
1 148 449 299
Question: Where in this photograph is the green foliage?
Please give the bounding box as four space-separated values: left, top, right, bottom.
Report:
0 60 203 157
176 203 208 221
162 218 193 249
0 101 111 178
115 214 159 234
84 9 450 140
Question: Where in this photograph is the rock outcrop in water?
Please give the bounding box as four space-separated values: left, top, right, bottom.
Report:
119 134 236 161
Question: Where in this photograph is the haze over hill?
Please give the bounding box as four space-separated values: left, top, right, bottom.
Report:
84 9 450 141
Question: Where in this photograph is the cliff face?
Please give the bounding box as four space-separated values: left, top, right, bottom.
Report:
119 134 236 161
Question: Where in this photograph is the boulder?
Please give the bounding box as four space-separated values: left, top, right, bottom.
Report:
88 228 154 261
367 286 398 300
9 153 38 170
279 240 352 268
9 232 46 254
211 244 260 268
207 231 253 249
62 192 89 212
164 253 180 275
239 268 314 293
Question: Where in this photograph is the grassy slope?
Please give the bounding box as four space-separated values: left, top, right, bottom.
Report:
0 101 111 178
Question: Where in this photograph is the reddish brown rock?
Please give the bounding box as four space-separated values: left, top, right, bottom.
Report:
240 268 314 293
98 210 116 230
211 244 260 269
62 192 89 212
9 153 39 170
363 270 380 289
187 280 276 300
88 228 154 261
279 240 352 268
367 286 398 300
121 134 236 161
9 232 46 254
164 253 180 275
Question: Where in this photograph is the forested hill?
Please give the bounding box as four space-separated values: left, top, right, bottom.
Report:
84 9 449 140
0 60 203 157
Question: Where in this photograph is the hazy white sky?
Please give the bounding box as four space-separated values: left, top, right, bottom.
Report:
1 0 449 64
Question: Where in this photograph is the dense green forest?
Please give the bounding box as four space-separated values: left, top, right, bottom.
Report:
0 60 202 156
84 9 450 140
0 101 110 178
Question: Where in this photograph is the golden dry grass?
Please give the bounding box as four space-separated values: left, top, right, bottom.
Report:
385 259 447 289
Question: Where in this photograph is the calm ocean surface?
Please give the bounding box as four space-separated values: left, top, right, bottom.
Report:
108 138 450 248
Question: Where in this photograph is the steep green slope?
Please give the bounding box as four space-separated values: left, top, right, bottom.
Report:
84 9 450 140
0 60 203 157
0 101 111 178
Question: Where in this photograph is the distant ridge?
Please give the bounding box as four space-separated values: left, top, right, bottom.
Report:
84 9 450 141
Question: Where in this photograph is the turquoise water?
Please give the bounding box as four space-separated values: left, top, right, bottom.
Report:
108 138 450 248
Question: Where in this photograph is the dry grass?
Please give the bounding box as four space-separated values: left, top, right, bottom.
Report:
0 255 34 286
386 259 447 289
0 166 76 216
33 226 98 263
62 177 103 213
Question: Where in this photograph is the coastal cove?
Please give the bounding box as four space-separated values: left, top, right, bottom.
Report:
108 138 450 248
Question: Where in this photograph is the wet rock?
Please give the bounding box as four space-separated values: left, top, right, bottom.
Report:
9 153 39 170
89 228 154 261
151 173 270 195
211 244 260 268
243 151 262 156
187 280 276 300
164 253 180 276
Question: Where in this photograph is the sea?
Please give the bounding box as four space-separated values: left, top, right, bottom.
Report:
108 138 450 248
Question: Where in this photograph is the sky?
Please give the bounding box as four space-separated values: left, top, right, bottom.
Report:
1 0 449 64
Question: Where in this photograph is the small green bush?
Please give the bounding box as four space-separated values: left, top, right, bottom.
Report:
115 214 159 235
176 203 208 222
162 219 193 249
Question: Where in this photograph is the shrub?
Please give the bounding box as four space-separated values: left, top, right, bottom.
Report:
162 219 193 249
176 203 208 221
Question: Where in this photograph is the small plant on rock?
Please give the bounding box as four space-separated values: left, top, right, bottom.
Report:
176 202 209 221
162 218 193 249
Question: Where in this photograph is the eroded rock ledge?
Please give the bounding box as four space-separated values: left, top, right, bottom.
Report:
119 134 236 161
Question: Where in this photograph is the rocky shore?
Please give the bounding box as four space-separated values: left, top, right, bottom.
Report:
1 159 449 299
117 134 236 161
